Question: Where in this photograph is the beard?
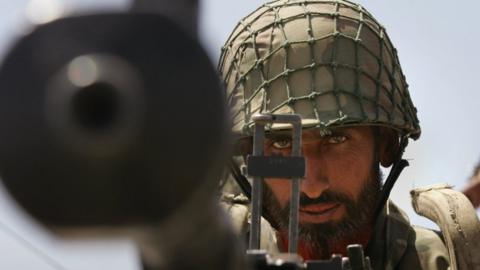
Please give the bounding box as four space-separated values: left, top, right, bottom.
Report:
262 165 382 258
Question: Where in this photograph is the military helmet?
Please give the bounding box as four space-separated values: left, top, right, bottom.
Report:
219 0 420 140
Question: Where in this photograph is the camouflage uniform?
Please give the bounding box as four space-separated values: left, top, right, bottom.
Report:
367 200 449 269
221 191 450 269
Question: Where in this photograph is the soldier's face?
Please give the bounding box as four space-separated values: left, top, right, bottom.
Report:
263 126 377 225
260 126 385 254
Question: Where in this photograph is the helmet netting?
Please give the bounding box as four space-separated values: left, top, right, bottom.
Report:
219 0 420 139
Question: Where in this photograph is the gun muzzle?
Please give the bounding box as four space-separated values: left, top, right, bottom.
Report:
0 12 226 229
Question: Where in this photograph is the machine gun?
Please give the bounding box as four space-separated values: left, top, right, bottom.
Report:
0 1 247 270
0 1 373 269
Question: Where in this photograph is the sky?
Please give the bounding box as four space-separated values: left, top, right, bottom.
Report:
0 0 479 269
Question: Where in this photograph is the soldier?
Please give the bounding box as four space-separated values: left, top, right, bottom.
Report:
218 0 451 269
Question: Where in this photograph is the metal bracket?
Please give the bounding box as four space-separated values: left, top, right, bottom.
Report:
247 113 305 254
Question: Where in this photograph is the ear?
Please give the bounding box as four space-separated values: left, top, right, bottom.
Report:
378 127 400 167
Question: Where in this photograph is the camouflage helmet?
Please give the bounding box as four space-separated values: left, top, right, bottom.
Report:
219 0 420 140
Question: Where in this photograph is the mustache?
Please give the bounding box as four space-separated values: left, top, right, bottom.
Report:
299 190 353 207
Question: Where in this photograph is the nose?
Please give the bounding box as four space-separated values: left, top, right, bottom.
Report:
300 146 330 198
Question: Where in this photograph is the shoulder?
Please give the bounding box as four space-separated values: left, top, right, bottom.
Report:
220 192 280 253
406 226 450 269
220 193 250 235
386 202 449 270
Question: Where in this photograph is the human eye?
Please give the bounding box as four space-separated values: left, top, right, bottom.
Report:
326 135 346 144
271 138 292 149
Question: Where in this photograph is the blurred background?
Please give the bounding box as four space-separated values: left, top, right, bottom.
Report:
0 0 479 269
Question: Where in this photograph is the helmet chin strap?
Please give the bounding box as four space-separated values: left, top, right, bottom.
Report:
373 137 409 221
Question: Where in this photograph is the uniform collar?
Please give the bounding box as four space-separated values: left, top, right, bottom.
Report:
366 200 412 270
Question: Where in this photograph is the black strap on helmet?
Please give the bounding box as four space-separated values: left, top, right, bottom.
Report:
373 137 409 220
229 158 252 199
